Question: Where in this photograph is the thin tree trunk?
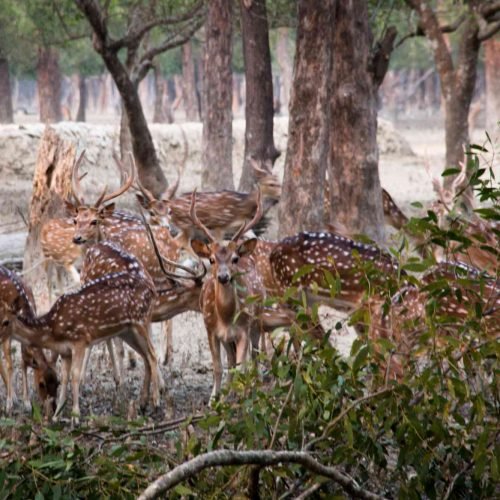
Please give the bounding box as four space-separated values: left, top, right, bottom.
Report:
153 65 166 123
238 0 279 192
276 28 293 114
37 47 62 123
278 1 334 238
0 56 13 123
328 0 385 243
484 38 500 134
182 41 199 121
76 74 87 122
201 0 234 190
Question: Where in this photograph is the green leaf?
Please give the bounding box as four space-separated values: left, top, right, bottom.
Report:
344 418 354 447
174 484 196 496
352 345 369 373
292 264 315 283
441 168 461 177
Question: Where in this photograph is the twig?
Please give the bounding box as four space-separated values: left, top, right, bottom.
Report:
138 450 388 500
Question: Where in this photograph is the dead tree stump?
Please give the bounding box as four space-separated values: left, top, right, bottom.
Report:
23 127 77 313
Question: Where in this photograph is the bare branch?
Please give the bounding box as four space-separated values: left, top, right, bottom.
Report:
479 0 500 20
108 0 204 51
478 19 500 41
138 450 388 500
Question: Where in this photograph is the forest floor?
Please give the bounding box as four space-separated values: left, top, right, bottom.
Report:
0 118 497 423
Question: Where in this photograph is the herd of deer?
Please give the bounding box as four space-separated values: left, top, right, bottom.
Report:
0 152 498 423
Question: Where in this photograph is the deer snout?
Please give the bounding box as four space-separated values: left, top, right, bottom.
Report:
217 272 231 285
73 235 85 244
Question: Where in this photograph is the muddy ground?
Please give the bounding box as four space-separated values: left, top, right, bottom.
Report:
0 118 497 421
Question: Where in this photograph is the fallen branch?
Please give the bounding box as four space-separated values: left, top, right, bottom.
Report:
138 450 388 500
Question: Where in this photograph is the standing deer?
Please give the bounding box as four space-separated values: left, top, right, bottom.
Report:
189 190 266 400
0 268 160 424
0 266 59 414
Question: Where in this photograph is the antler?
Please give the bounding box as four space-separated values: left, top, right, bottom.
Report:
71 150 87 205
94 153 135 208
231 187 263 242
140 208 206 282
189 189 216 243
250 157 272 180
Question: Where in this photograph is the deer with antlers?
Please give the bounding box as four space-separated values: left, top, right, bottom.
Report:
0 266 59 414
0 261 161 424
164 159 280 252
367 261 500 379
188 189 270 400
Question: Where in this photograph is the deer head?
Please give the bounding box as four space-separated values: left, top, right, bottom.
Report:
189 188 263 287
250 158 281 202
67 152 135 245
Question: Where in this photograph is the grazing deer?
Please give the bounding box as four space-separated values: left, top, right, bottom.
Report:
0 266 59 414
189 190 267 400
166 159 280 251
270 231 401 313
0 267 160 425
368 261 500 379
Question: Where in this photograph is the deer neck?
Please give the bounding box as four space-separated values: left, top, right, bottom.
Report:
12 315 56 352
214 279 239 325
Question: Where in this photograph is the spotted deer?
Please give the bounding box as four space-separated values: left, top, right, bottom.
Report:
368 261 500 379
0 266 160 424
189 189 269 400
270 231 401 314
166 159 280 251
0 266 59 414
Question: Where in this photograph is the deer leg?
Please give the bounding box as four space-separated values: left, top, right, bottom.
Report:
68 265 81 285
54 356 71 421
69 346 86 425
21 358 30 411
105 340 122 388
208 332 223 401
224 341 237 389
1 340 14 414
161 320 173 366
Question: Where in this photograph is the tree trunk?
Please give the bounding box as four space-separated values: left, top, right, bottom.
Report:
278 1 334 238
153 65 167 123
0 56 13 123
24 128 76 313
201 0 234 190
75 74 87 122
182 41 199 121
238 0 280 192
276 28 293 114
484 38 500 135
328 0 385 243
37 47 62 123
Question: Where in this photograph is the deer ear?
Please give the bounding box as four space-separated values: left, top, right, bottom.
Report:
237 238 257 257
99 203 115 217
191 239 211 259
64 200 77 214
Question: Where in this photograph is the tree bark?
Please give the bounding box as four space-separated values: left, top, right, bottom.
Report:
23 128 76 314
328 0 385 243
238 0 279 192
153 65 167 123
0 56 13 123
182 41 199 121
37 47 62 123
75 74 87 122
278 1 334 238
484 38 500 134
201 0 234 190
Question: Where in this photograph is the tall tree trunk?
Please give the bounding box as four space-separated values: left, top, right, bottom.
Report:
37 47 62 123
238 0 279 191
328 0 385 243
278 1 334 238
0 56 13 123
182 41 199 121
276 28 293 114
75 74 87 122
201 0 234 190
484 38 500 134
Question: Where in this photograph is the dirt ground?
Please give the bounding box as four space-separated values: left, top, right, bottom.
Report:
0 118 498 421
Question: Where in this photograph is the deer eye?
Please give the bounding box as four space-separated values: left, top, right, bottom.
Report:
90 220 98 226
209 257 215 265
232 255 239 264
1 319 9 327
73 219 77 225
